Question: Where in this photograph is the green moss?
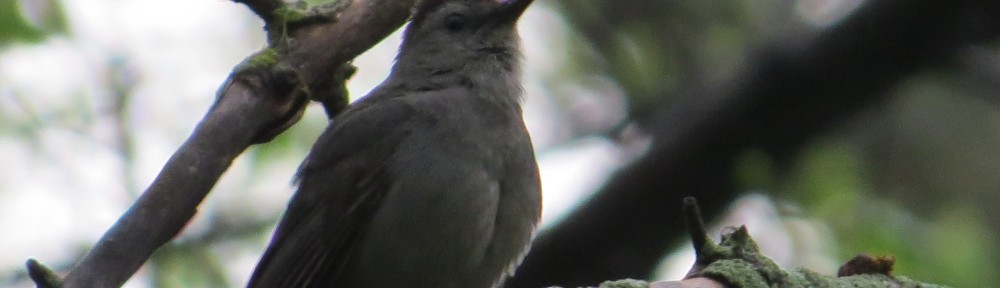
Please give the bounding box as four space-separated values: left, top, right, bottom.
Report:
271 0 343 27
690 226 948 287
598 279 649 288
245 48 280 70
701 259 770 287
231 48 284 80
274 5 313 24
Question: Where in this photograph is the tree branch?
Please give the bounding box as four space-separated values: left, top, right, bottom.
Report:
29 0 417 287
550 199 946 287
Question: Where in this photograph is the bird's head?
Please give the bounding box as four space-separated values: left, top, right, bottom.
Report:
394 0 534 74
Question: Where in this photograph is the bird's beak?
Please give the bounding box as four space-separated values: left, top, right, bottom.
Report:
493 0 534 23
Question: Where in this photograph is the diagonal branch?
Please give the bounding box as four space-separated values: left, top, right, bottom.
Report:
28 0 417 287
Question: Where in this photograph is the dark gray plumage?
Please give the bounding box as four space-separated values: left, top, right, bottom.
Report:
247 0 540 287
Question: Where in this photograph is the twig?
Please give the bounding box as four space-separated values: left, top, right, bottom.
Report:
25 259 61 288
682 197 708 260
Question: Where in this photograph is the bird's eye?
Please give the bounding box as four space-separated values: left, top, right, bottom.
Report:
444 13 466 32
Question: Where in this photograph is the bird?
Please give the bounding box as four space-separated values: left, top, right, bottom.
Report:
246 0 540 287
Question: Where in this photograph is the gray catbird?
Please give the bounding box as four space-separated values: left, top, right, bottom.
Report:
246 0 540 287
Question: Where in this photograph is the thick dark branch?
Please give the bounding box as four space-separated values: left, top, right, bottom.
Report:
32 0 417 287
59 83 266 287
507 0 1000 287
286 0 414 86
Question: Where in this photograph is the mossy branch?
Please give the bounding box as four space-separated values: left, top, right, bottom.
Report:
561 198 951 288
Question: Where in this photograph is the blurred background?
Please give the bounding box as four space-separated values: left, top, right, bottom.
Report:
1 0 998 287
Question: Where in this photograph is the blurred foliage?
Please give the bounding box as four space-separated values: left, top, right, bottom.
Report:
554 0 1000 286
773 129 1000 287
0 0 67 47
150 244 230 288
726 126 997 287
734 149 777 191
553 0 797 125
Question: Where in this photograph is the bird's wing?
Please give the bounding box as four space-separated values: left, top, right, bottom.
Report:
246 92 415 288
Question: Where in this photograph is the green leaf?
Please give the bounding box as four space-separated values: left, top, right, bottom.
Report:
0 0 68 46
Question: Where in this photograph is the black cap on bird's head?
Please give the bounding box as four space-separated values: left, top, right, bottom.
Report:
395 0 534 70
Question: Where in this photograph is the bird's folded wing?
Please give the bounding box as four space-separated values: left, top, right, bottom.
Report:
246 96 414 288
